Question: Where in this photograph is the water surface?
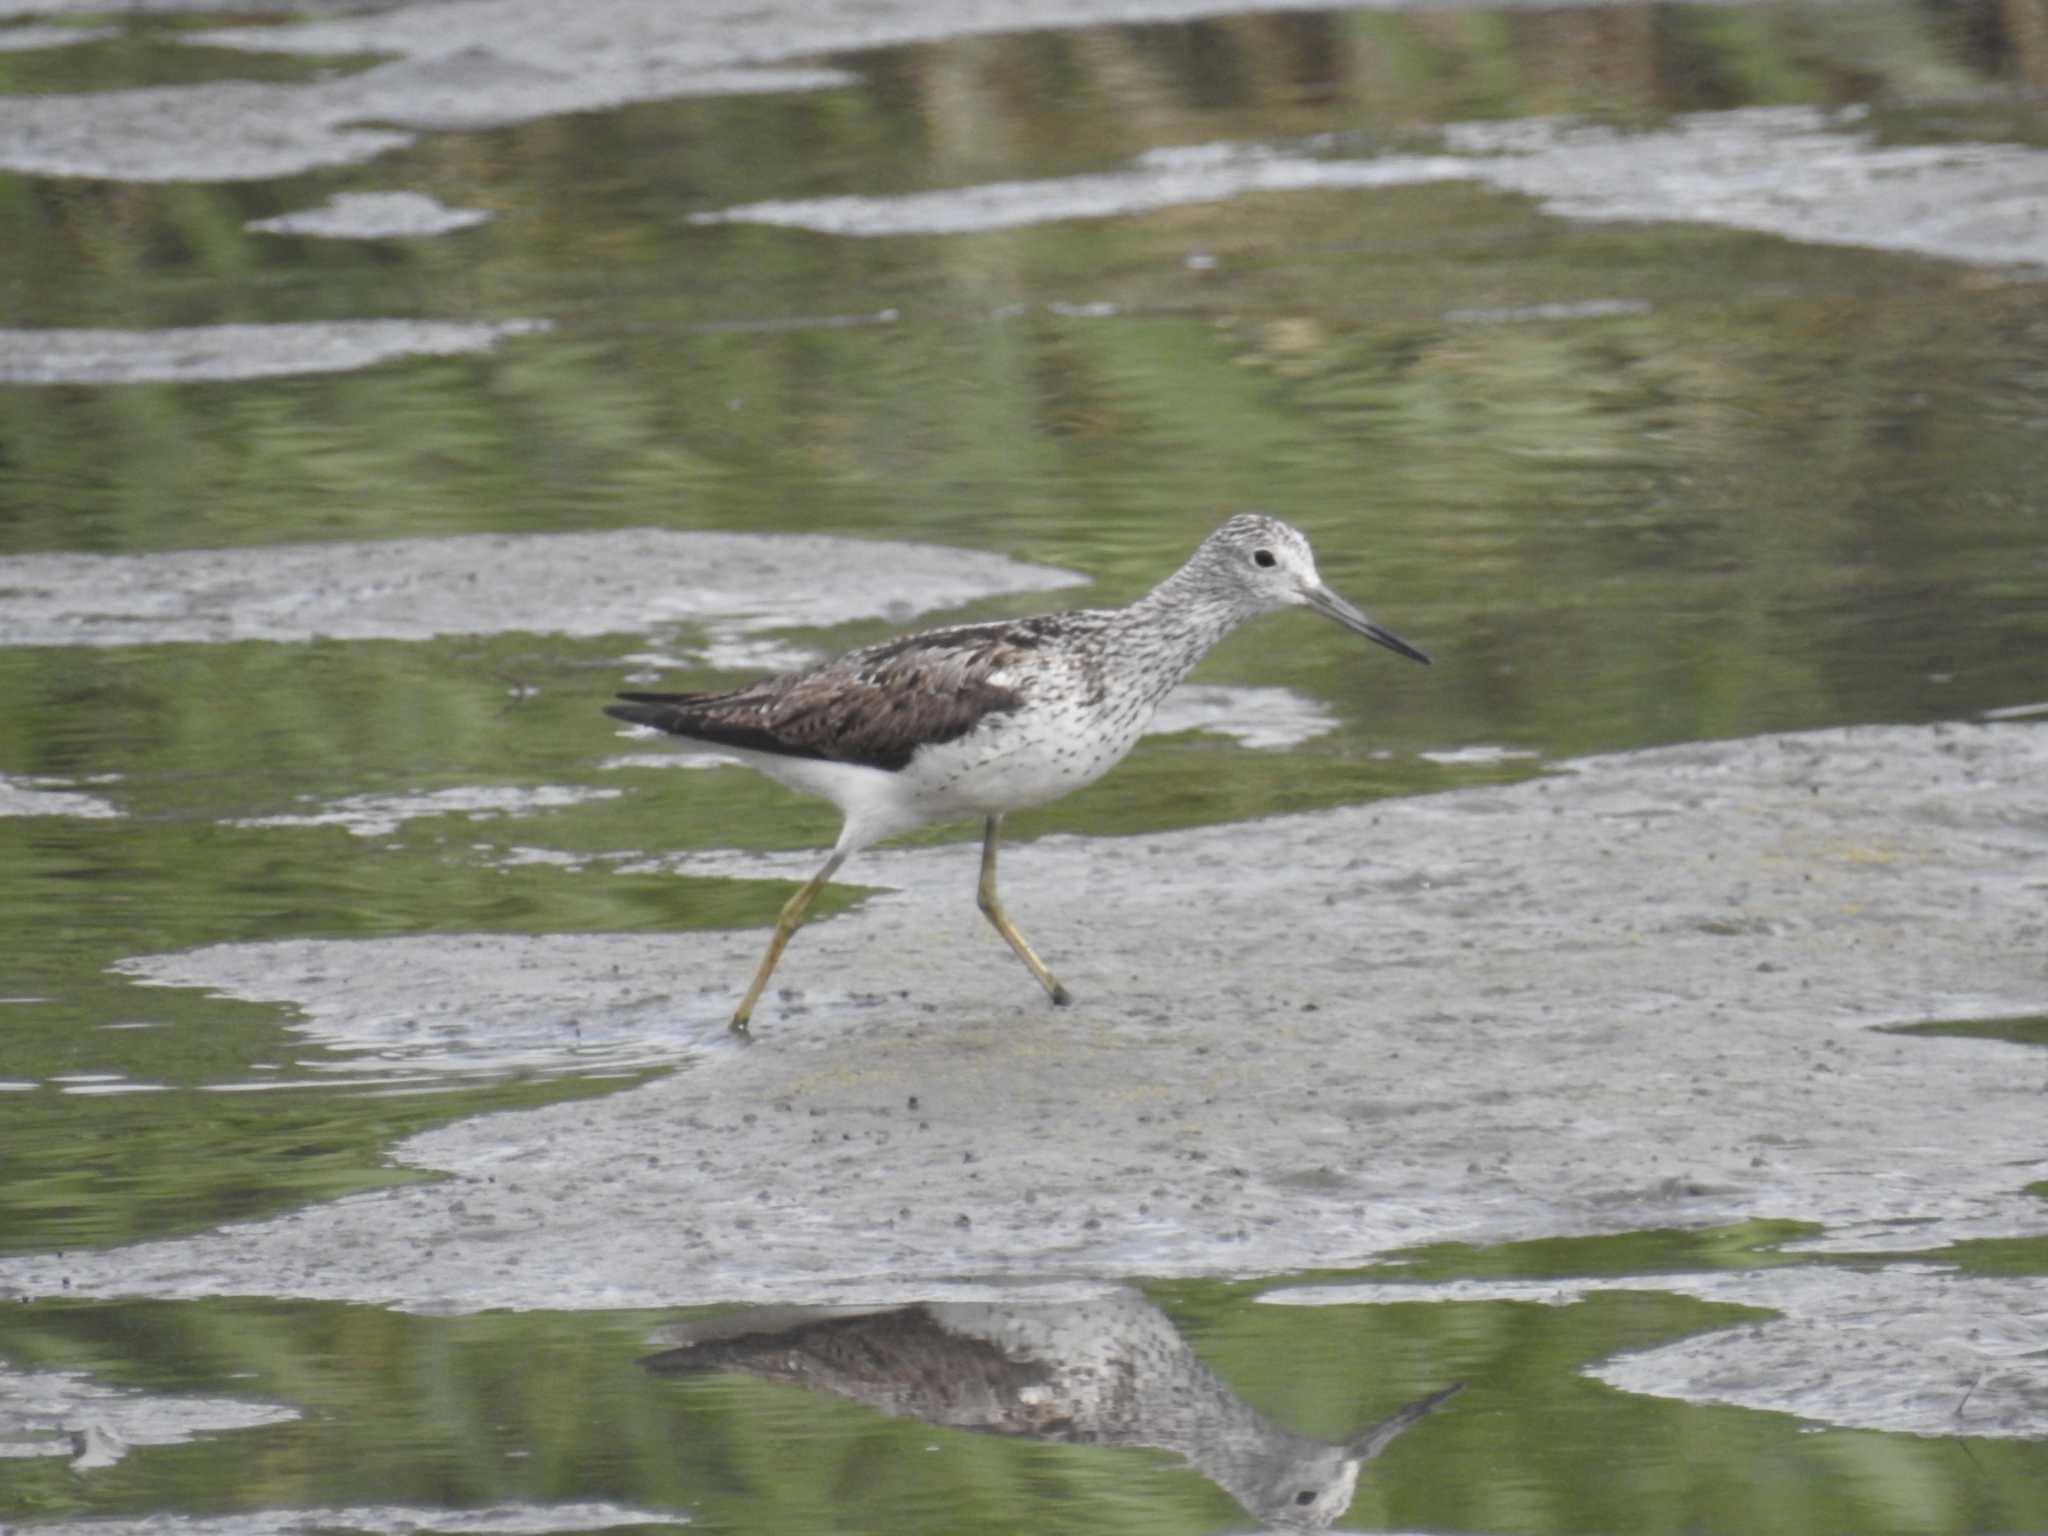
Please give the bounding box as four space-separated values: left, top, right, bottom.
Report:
3 2 2046 1532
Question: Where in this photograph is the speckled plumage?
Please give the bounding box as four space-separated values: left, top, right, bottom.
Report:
639 1295 1459 1531
606 513 1428 1034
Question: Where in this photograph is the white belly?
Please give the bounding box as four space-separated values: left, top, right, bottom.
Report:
898 690 1153 820
702 679 1161 853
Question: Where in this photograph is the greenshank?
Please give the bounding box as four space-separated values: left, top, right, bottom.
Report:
606 514 1428 1035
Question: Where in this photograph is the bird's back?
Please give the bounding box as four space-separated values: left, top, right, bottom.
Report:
606 612 1117 773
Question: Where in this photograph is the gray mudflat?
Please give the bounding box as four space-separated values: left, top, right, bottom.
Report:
698 108 2048 267
246 192 494 239
8 720 2043 1437
0 528 1087 648
0 321 545 385
1271 1266 2048 1440
5 0 2046 273
0 775 120 819
0 1363 297 1472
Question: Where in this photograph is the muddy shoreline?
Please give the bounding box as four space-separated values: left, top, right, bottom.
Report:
6 720 2043 1437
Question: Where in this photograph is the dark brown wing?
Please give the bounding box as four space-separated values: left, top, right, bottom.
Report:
638 1305 1064 1437
605 618 1055 772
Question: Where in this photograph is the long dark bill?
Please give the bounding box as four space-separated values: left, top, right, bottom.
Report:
1307 583 1432 665
1347 1382 1464 1462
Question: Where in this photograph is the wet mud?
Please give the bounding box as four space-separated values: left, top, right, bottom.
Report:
5 720 2042 1439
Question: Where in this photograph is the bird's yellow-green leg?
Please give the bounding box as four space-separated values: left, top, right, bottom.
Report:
976 816 1073 1007
731 851 846 1036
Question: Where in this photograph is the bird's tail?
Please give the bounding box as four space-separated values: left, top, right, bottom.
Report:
605 691 713 732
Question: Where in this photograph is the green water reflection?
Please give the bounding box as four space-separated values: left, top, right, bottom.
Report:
3 1247 2046 1533
3 3 2047 1530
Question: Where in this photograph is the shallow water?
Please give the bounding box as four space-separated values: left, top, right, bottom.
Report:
3 2 2047 1532
5 1241 2047 1535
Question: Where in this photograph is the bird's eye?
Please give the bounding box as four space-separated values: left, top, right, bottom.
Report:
1294 1490 1317 1507
1253 549 1278 569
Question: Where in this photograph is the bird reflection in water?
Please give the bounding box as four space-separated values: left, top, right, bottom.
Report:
640 1289 1459 1531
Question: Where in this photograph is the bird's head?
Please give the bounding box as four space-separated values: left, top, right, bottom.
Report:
1204 512 1431 665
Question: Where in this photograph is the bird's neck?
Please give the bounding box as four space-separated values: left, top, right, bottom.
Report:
1109 563 1253 701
